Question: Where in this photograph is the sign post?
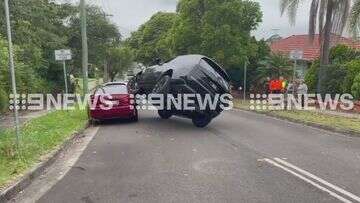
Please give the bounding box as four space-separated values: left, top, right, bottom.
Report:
62 61 68 94
55 49 72 94
289 50 304 94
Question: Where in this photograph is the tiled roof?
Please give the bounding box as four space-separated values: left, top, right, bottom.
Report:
270 34 360 61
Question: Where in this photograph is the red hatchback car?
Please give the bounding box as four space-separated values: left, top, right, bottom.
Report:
88 82 138 123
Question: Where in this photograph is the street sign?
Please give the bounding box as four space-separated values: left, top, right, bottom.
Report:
55 49 71 93
55 49 72 61
289 50 303 60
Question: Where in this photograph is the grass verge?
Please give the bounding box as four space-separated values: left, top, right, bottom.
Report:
0 109 87 188
75 78 102 94
233 99 360 135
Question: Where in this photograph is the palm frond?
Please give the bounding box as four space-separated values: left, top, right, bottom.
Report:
318 0 327 38
331 0 351 36
309 0 320 42
280 0 300 25
349 0 360 38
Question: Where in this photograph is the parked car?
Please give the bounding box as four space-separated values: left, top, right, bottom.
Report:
88 82 138 123
128 55 230 128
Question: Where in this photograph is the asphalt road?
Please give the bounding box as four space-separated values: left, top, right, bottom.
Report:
33 109 360 203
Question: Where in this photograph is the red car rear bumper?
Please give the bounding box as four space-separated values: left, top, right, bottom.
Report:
90 105 136 120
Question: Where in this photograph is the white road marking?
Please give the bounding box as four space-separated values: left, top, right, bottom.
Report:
264 158 353 203
274 158 360 202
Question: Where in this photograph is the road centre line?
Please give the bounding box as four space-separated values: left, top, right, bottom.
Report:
273 158 360 203
264 158 352 203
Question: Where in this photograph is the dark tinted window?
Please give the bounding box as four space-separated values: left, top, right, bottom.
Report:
96 84 127 94
200 58 230 82
200 59 220 77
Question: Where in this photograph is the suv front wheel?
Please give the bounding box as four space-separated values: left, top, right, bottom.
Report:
158 110 172 119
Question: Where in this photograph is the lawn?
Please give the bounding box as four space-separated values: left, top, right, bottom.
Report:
0 109 88 188
233 99 360 135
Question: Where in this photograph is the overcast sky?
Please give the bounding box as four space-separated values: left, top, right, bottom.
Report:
77 0 311 39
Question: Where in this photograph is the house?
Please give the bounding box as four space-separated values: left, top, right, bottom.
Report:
270 34 360 79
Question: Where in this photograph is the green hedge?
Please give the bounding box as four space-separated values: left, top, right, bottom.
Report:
304 62 347 95
304 60 319 93
343 60 360 94
352 74 360 99
0 87 8 113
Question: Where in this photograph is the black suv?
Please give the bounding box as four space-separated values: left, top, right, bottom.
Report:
128 55 231 128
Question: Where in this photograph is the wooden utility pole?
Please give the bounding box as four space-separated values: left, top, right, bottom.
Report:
80 0 88 95
4 0 20 146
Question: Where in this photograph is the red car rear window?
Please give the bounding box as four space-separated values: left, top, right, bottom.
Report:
96 85 128 94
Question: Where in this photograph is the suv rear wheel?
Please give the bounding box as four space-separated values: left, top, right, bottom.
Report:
192 114 212 128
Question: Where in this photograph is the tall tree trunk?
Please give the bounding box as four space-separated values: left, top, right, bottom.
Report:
320 0 334 66
317 0 334 94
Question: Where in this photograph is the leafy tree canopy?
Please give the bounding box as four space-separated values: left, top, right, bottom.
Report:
171 0 263 69
107 45 134 81
127 12 177 66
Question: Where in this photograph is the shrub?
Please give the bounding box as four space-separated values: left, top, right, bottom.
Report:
0 87 8 113
352 74 360 100
342 60 360 93
305 62 346 95
330 44 360 64
319 64 347 95
305 60 319 93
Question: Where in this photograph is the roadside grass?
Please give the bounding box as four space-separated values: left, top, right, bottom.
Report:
0 109 87 188
233 99 360 134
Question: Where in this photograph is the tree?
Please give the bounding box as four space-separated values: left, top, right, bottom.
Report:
256 53 293 80
67 5 121 77
330 44 360 64
350 0 360 38
280 0 360 65
127 12 177 66
0 34 47 94
106 46 134 81
170 0 262 69
352 73 360 99
0 86 8 113
127 0 267 89
0 1 125 96
304 61 348 95
0 1 78 93
343 60 360 93
227 38 271 90
280 0 360 93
